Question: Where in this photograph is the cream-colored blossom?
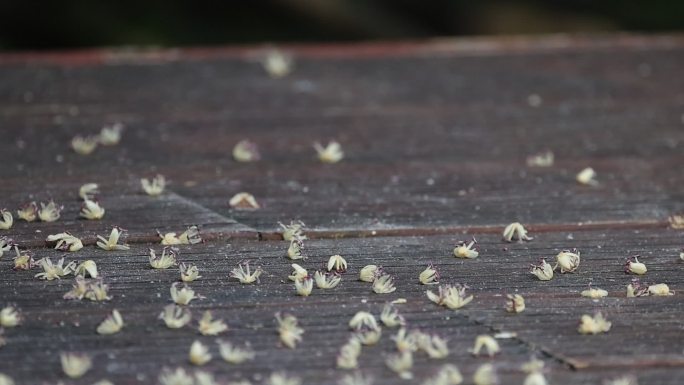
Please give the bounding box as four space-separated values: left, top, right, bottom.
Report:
287 238 304 260
503 222 532 242
0 306 21 328
262 50 292 78
141 174 166 196
16 202 38 222
276 312 304 349
648 283 674 296
505 294 525 313
159 304 192 329
385 351 413 380
359 265 380 282
80 199 105 220
218 340 255 364
46 232 83 252
555 249 581 273
159 225 201 245
279 220 306 241
170 283 201 305
314 141 344 163
578 312 611 334
79 183 100 200
372 273 396 294
576 167 598 186
229 192 260 209
230 262 262 284
158 367 193 385
314 270 341 289
0 209 12 230
38 200 62 222
288 264 308 282
149 247 178 269
71 135 98 155
453 238 479 259
624 256 647 275
189 340 212 366
98 123 123 145
35 257 76 280
60 352 92 379
581 288 608 299
97 309 124 335
198 311 228 336
530 258 554 281
75 260 98 278
470 335 500 357
96 227 130 251
180 262 201 282
419 264 440 284
473 364 498 385
380 303 404 327
427 284 473 310
232 140 261 162
336 337 362 369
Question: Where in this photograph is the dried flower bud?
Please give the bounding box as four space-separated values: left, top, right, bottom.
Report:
0 306 21 328
578 312 611 334
38 200 62 222
189 340 212 366
275 312 304 349
0 209 13 230
170 282 201 305
419 264 440 285
385 351 413 380
180 262 201 282
16 202 38 222
98 123 123 145
648 283 674 296
530 258 554 281
233 140 261 162
75 260 98 278
359 265 380 282
473 363 498 385
427 284 473 310
79 183 99 200
71 135 98 155
287 238 304 260
526 151 554 167
327 254 348 272
218 340 255 364
35 257 76 280
141 174 166 196
149 247 178 269
470 335 500 357
624 256 647 275
372 273 396 294
230 261 262 284
279 220 306 241
314 271 341 289
96 226 130 251
46 232 83 252
159 304 192 329
453 238 479 259
80 199 105 220
555 249 581 273
314 141 344 163
581 287 608 299
380 303 404 328
576 167 598 186
229 192 260 209
263 50 292 78
294 276 314 296
61 352 92 378
503 222 532 242
198 311 228 336
505 294 525 313
97 309 124 335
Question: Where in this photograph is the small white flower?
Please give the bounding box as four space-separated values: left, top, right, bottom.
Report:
576 167 598 186
159 225 202 245
338 371 373 385
46 232 83 252
624 256 647 275
96 227 130 251
314 270 341 289
578 312 611 334
63 277 90 300
189 340 212 366
233 139 261 162
16 202 38 222
35 257 76 280
392 328 418 352
170 283 201 305
0 373 14 385
79 183 100 200
60 352 92 378
354 328 382 346
198 310 228 336
359 265 380 282
648 283 674 296
526 150 554 167
385 351 413 380
327 254 347 272
262 50 292 78
427 284 473 310
422 364 463 385
626 278 650 297
97 309 124 335
470 335 500 357
84 279 112 302
75 260 98 278
158 367 194 385
288 264 308 281
0 209 13 230
229 192 260 209
530 258 554 281
555 249 581 273
0 306 21 328
38 200 62 222
372 273 396 294
230 261 263 284
159 304 192 329
503 222 532 242
453 238 479 259
180 262 201 282
294 276 314 296
266 372 301 385
349 311 379 332
287 238 304 260
380 303 404 327
581 287 608 299
80 199 105 220
523 372 548 385
336 337 362 369
11 245 34 271
314 141 344 163
419 264 440 284
98 122 123 146
149 247 178 269
71 135 98 155
218 340 255 364
279 220 306 241
473 363 498 385
195 370 218 385
415 332 449 359
276 312 304 349
141 174 166 196
505 294 525 313
0 237 13 258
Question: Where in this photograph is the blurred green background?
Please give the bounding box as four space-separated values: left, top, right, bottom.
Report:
1 0 683 50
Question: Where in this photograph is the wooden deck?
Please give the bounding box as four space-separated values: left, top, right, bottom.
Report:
0 34 683 384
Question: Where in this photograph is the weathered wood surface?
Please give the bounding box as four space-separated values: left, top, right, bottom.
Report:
0 34 683 384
